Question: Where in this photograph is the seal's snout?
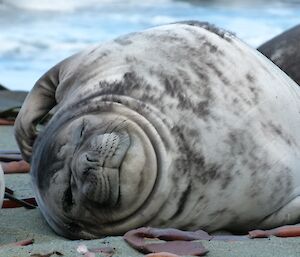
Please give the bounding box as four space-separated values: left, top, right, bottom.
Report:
76 131 130 206
88 132 130 169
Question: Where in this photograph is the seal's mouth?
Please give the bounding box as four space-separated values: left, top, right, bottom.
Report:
73 131 130 207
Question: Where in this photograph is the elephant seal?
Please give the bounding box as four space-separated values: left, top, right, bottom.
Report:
15 21 300 239
258 24 300 85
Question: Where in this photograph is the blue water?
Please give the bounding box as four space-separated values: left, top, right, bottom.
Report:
0 0 300 91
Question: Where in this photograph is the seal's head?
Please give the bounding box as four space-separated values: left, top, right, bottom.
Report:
31 99 172 239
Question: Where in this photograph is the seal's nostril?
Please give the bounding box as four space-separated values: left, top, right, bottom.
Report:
84 132 130 169
85 154 97 163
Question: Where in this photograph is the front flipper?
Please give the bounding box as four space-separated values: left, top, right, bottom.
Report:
14 63 61 162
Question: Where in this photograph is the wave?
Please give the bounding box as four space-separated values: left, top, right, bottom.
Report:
2 0 105 12
1 0 172 12
1 0 300 91
2 0 300 12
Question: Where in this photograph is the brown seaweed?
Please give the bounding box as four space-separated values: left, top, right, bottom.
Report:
3 193 37 209
145 252 181 257
0 118 14 125
123 227 209 256
249 225 300 238
0 238 34 248
1 160 30 173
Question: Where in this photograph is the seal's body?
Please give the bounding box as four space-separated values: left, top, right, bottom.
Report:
258 24 300 86
15 22 300 239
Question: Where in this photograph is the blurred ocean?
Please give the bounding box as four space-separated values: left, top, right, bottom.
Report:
0 0 300 91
